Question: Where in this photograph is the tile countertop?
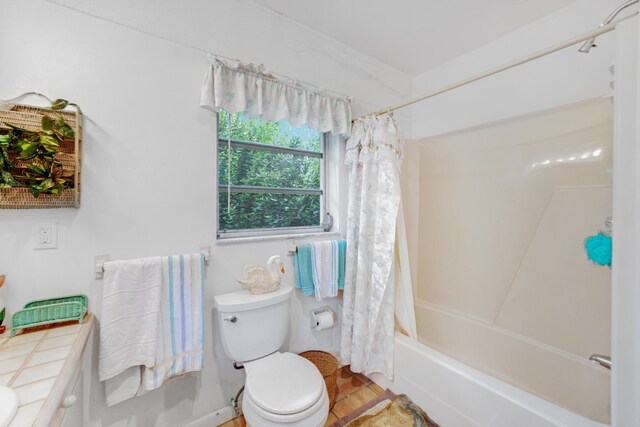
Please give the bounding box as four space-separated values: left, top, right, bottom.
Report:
0 315 94 427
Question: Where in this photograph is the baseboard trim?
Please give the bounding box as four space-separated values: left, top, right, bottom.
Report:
185 405 235 427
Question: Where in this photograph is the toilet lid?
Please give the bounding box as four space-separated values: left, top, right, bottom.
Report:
244 352 325 415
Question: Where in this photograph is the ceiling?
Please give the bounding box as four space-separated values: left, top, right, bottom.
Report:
249 0 580 76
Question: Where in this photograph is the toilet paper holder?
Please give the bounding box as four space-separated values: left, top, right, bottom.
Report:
310 307 335 329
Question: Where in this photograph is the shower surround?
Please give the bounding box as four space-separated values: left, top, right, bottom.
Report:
404 98 612 424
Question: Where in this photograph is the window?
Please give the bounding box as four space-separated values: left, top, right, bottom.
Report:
217 110 329 238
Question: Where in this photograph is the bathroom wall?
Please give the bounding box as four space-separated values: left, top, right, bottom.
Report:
409 0 622 139
0 1 412 426
399 0 623 293
414 98 612 423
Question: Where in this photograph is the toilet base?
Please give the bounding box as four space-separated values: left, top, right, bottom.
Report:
242 385 329 427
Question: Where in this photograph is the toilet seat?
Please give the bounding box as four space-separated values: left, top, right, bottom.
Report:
244 352 325 415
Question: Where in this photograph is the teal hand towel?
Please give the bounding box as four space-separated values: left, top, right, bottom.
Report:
295 245 315 296
296 240 346 296
338 239 346 290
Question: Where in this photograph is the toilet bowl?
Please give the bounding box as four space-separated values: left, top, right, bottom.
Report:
214 286 329 426
242 352 329 426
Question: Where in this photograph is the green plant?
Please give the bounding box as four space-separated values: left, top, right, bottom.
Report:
0 99 76 197
217 110 323 231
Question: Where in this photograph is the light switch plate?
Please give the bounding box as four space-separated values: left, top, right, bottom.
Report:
35 223 57 250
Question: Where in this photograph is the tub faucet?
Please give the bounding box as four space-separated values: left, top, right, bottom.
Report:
589 354 611 370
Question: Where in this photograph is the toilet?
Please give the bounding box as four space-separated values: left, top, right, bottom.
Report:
214 286 329 427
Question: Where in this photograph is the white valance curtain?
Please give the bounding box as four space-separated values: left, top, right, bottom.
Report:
200 56 352 136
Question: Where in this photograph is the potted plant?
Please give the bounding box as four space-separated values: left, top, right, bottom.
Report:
0 99 76 198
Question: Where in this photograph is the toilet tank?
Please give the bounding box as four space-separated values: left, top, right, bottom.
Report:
214 286 293 363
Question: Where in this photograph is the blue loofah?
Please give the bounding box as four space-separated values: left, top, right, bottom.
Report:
584 232 612 268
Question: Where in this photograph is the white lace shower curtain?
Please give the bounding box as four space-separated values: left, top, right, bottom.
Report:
340 114 404 379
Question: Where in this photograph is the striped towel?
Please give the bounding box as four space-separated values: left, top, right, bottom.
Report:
142 253 205 392
310 240 340 301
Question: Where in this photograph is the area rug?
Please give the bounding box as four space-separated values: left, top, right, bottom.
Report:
331 391 439 427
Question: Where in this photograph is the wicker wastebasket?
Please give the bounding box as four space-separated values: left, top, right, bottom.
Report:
299 350 339 410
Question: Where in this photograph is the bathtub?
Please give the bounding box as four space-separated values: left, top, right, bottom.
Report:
369 333 608 427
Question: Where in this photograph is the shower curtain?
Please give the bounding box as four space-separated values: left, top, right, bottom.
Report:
340 114 404 379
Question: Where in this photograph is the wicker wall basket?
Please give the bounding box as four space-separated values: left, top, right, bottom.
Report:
299 350 339 410
0 103 82 209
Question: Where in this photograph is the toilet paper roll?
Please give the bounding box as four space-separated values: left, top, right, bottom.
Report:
314 311 334 331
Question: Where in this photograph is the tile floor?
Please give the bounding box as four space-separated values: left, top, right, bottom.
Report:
219 365 384 427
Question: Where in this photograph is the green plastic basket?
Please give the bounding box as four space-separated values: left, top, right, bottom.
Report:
24 294 88 310
10 294 88 336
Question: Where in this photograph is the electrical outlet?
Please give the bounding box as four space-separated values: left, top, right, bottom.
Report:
35 223 57 250
40 226 51 244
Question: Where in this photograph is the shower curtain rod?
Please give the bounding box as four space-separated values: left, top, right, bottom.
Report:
356 14 636 121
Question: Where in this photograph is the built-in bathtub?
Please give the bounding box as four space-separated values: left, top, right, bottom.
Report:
370 333 608 427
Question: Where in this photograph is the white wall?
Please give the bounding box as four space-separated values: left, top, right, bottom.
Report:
0 1 411 425
46 0 413 131
410 0 625 139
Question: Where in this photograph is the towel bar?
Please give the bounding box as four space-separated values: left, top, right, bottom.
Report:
95 245 211 279
287 243 298 255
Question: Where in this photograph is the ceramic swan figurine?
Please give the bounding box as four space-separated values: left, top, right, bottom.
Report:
238 255 285 294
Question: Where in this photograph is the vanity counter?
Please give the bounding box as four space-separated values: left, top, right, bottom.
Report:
0 315 94 427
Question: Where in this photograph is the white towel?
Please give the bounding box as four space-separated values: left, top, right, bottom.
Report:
99 257 162 407
142 253 205 391
310 240 339 301
98 253 205 406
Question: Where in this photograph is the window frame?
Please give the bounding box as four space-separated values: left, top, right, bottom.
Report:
216 113 329 239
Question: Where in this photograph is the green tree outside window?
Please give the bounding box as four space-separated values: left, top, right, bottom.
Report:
218 111 324 233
